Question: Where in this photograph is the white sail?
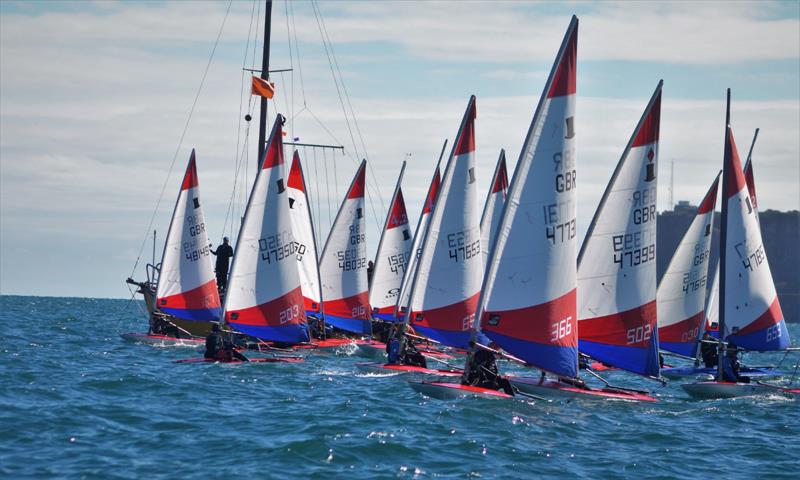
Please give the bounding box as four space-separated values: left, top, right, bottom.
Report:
224 116 308 343
318 160 371 334
656 174 719 357
369 162 413 320
155 150 221 322
408 96 482 349
577 81 663 378
704 262 720 334
479 149 509 271
287 150 322 314
478 16 579 378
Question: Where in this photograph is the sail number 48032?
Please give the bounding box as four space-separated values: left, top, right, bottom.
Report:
550 317 572 342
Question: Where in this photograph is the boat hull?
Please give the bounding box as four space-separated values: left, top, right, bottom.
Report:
509 376 657 402
174 356 303 364
682 381 780 399
120 332 203 347
662 366 778 380
356 362 462 377
355 341 387 360
408 381 513 400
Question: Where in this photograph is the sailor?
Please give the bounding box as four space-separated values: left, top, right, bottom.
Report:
399 338 427 368
366 260 375 285
211 237 234 292
204 323 224 359
386 327 402 364
700 332 719 368
221 334 249 362
462 341 514 395
721 342 748 383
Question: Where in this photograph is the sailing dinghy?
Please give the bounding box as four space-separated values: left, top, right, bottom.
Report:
683 94 792 398
318 160 372 335
122 150 221 345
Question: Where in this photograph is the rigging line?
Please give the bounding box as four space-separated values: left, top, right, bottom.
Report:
321 148 333 232
327 147 338 203
223 0 259 241
280 71 291 130
223 128 252 241
306 107 355 162
309 145 323 248
283 0 295 140
128 0 233 280
313 2 385 217
288 0 308 106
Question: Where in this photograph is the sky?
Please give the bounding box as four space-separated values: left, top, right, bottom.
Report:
1 0 798 299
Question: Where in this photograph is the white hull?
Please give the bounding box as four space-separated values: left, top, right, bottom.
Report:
408 381 513 400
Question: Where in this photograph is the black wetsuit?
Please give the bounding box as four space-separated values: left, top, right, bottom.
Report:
204 332 223 359
211 244 234 291
464 349 514 395
400 340 427 368
700 339 718 368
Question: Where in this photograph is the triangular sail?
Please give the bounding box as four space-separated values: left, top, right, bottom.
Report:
287 151 322 315
369 163 413 320
657 174 719 357
719 125 788 350
319 160 371 334
155 150 222 322
224 116 309 343
704 261 720 335
408 96 482 349
396 160 443 318
577 81 663 378
479 149 509 271
479 16 579 378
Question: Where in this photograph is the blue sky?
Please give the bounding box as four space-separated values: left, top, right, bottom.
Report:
1 1 798 298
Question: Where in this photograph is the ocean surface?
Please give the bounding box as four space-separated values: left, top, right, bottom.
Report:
1 295 798 479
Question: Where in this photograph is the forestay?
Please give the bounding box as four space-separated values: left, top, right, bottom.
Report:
225 116 309 343
657 174 719 357
369 163 413 320
155 150 222 322
479 17 579 378
479 149 509 271
408 97 482 349
287 151 322 315
319 160 371 334
577 82 663 378
719 127 788 350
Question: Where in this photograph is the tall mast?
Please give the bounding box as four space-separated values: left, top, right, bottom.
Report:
257 0 273 171
718 88 731 381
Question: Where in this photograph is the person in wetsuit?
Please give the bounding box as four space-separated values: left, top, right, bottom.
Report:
700 332 719 368
399 338 427 368
211 237 234 292
462 342 514 395
204 324 224 359
721 342 748 383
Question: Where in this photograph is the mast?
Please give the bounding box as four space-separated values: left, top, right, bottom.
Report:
718 88 731 381
257 0 273 170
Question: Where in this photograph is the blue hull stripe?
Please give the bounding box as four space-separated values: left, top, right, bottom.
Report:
486 331 578 378
659 341 698 358
579 339 660 377
728 320 789 352
325 314 372 335
161 307 221 322
229 323 309 344
413 326 470 350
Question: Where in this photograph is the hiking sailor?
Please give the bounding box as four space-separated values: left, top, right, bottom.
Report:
211 237 234 292
462 341 514 395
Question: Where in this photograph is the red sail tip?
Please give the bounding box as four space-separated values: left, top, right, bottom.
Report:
287 150 304 191
453 96 477 156
492 152 509 194
743 159 757 208
181 149 199 191
725 127 748 199
423 169 442 214
547 18 578 99
697 174 720 214
632 87 661 147
347 161 366 199
262 121 284 169
387 188 409 229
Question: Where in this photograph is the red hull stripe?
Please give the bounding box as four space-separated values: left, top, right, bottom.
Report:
423 170 441 214
658 311 704 344
632 90 661 147
181 150 199 191
288 151 305 192
387 188 409 229
725 127 748 199
736 297 784 336
347 162 366 199
303 296 319 313
481 289 577 347
579 301 657 347
158 279 220 310
547 21 577 98
697 175 720 214
411 292 479 333
262 123 284 169
453 97 477 156
323 291 370 320
226 286 306 328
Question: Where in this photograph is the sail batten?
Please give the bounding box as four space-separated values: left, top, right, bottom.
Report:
577 81 663 378
478 16 579 378
155 150 222 323
224 116 309 343
319 160 371 334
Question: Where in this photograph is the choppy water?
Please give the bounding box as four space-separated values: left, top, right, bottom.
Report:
1 295 799 479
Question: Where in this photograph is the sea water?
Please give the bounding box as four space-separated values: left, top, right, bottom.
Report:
1 295 798 479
